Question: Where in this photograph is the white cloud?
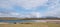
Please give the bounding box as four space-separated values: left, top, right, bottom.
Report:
18 0 48 9
44 0 60 17
0 0 13 9
0 0 48 18
10 12 20 16
0 12 21 17
30 12 42 18
1 0 60 18
17 12 42 18
0 0 48 9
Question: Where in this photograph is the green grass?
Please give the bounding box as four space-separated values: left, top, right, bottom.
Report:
0 22 60 27
47 23 60 27
0 22 48 27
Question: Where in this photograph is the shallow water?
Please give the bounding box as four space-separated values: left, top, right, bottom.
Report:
0 20 34 23
0 20 48 23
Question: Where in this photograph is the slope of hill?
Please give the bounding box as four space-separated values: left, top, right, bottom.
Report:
0 17 22 20
0 17 60 20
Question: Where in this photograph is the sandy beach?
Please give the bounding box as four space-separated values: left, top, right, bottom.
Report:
0 22 9 24
0 20 60 27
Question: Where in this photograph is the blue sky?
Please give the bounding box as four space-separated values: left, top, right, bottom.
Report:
0 0 60 18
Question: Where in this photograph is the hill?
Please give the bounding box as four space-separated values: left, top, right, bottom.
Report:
0 17 60 20
0 17 23 20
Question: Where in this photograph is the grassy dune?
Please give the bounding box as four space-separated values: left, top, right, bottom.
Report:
0 22 60 27
48 23 60 27
0 23 48 27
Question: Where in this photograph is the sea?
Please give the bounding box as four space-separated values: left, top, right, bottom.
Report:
0 20 47 23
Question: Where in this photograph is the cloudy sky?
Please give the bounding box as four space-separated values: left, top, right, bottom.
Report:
0 0 60 18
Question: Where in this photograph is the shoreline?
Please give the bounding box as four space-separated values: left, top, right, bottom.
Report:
0 20 60 24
